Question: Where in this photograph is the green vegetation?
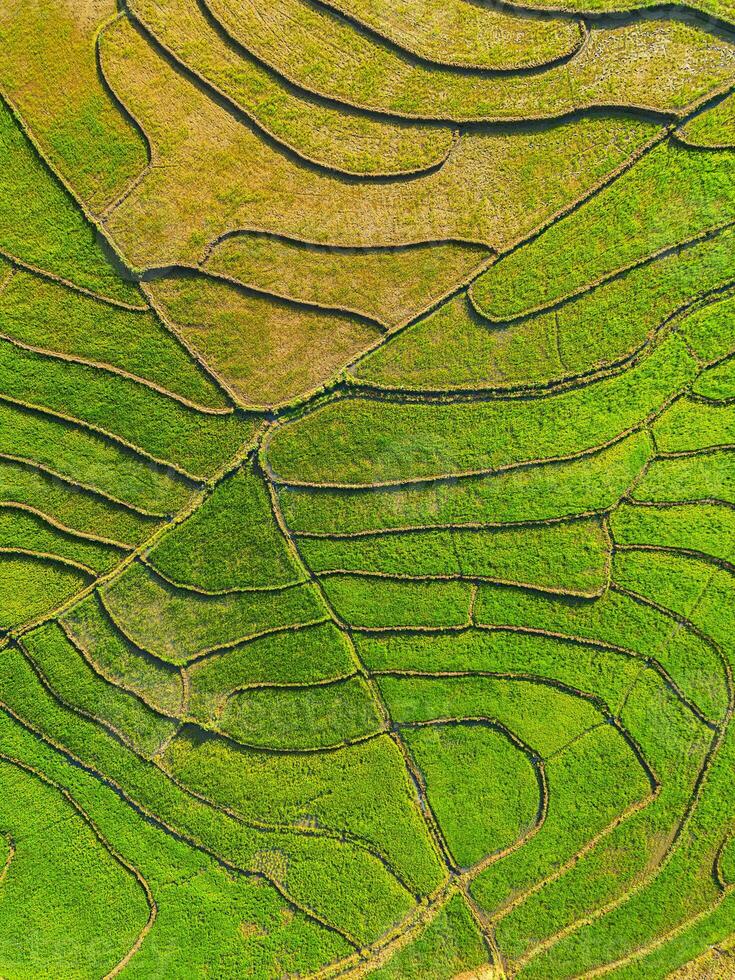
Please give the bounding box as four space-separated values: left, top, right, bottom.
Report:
475 575 729 721
471 142 735 320
358 630 645 718
677 291 735 362
0 757 149 977
0 554 90 631
471 725 653 916
679 92 735 147
611 501 735 567
21 622 177 757
654 396 735 453
265 334 697 484
632 449 735 505
186 623 353 721
321 574 473 628
0 506 124 574
206 235 491 328
3 0 734 973
162 727 446 900
61 592 183 716
147 462 303 591
101 562 327 663
693 354 735 399
0 269 228 408
0 338 254 478
0 399 194 515
0 98 140 303
402 723 541 867
101 15 659 264
355 225 735 390
366 892 489 979
279 431 652 533
380 676 603 756
495 666 711 967
0 456 160 547
219 677 384 749
299 518 611 597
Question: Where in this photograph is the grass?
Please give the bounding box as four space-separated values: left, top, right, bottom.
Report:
100 561 327 663
471 725 653 917
0 506 124 574
206 235 491 328
379 675 603 757
654 396 735 453
0 700 351 976
631 449 735 505
147 461 303 591
278 431 652 533
0 269 228 409
162 725 445 900
402 723 541 867
471 142 735 321
366 891 489 979
677 291 735 362
0 554 89 631
693 354 735 399
186 623 354 721
0 98 141 304
0 647 419 947
0 338 256 479
500 0 735 26
0 456 159 547
611 501 735 568
219 677 384 748
299 517 612 597
680 91 735 147
475 574 729 722
127 0 454 178
148 272 381 408
21 622 177 757
356 224 735 390
0 757 149 978
206 0 735 121
0 0 147 211
358 630 644 717
0 398 195 516
494 666 711 964
320 574 474 628
61 592 183 716
265 333 698 484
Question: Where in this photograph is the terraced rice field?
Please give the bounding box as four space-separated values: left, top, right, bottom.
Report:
0 0 734 976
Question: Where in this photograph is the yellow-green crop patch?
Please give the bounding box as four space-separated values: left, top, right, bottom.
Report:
321 0 584 71
205 234 492 328
3 0 735 974
147 272 382 408
265 334 697 485
0 98 140 304
206 0 735 122
355 223 735 390
0 0 147 212
126 0 454 179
